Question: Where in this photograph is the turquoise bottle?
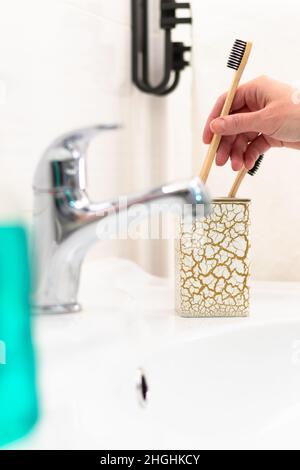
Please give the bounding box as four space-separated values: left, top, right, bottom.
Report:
0 202 38 447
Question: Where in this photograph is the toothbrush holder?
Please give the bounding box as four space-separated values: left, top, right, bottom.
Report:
175 198 251 317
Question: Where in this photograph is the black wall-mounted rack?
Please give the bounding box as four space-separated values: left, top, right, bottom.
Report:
131 0 192 96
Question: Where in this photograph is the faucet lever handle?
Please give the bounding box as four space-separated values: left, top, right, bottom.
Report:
50 124 120 160
34 124 120 192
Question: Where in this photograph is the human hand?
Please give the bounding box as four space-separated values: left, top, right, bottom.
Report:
203 76 300 170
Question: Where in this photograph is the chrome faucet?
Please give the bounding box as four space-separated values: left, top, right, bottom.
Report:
32 125 210 314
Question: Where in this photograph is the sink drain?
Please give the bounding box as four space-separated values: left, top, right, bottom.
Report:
136 368 149 408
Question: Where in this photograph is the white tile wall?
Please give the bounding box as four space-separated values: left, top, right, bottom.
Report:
0 0 193 276
192 0 300 281
4 0 296 281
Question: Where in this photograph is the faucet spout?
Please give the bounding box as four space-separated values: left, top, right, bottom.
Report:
33 126 210 314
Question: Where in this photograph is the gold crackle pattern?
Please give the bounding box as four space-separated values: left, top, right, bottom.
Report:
175 199 250 317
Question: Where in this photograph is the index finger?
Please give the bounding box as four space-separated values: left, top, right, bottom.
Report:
202 83 252 144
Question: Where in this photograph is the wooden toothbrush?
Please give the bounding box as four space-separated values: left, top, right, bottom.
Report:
228 155 264 198
199 39 253 184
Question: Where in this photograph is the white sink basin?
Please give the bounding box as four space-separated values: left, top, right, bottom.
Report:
145 322 300 450
13 259 300 450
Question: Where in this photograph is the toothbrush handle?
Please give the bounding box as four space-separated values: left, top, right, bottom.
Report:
228 167 248 198
199 42 252 184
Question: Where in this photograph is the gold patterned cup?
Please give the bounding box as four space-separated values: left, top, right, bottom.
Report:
175 198 251 317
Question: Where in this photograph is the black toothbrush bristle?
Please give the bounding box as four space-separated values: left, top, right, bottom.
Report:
227 39 247 70
248 154 264 176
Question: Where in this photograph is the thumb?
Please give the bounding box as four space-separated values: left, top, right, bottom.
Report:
210 110 264 136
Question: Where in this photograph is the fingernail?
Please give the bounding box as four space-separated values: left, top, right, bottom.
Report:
246 159 254 170
211 118 226 132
